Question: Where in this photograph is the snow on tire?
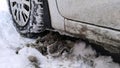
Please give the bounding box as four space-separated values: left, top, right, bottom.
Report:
8 0 46 38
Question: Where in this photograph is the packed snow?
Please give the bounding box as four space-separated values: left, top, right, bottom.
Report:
0 0 119 68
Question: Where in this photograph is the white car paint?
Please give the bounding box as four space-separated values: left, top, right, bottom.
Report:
47 0 65 31
47 0 120 53
56 0 120 30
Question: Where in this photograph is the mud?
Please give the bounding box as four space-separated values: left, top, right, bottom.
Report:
25 31 120 64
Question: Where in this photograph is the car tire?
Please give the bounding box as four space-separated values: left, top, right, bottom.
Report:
8 0 51 38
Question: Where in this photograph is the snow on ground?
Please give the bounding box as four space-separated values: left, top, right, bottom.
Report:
0 0 35 68
0 0 120 68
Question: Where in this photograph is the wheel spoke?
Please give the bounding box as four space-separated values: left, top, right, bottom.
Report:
20 11 24 24
9 0 16 3
22 8 29 16
11 8 16 20
22 0 30 7
16 9 19 22
22 11 28 22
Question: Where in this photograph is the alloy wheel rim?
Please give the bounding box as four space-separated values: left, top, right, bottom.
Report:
10 0 31 26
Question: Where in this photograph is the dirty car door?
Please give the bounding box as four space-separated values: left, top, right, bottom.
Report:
56 0 120 30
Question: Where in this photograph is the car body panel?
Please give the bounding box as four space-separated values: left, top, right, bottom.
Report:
49 0 120 53
47 0 65 31
56 0 120 30
65 19 120 53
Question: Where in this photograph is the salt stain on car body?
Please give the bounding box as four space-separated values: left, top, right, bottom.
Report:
65 19 120 53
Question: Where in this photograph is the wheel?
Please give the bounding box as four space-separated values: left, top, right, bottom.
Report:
8 0 51 38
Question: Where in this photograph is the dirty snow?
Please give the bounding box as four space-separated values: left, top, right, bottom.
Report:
0 0 120 68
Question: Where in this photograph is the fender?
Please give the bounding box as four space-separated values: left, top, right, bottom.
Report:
47 0 65 31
